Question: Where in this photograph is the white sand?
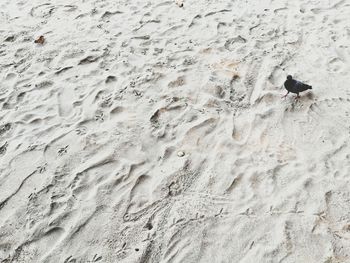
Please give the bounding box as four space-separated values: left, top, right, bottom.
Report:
1 0 350 262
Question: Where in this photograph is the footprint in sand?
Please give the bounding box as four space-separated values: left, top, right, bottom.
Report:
94 111 104 122
58 145 68 156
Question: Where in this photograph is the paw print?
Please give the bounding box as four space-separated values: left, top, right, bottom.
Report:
28 192 37 200
36 163 47 173
95 112 104 122
133 90 142 97
99 96 112 108
27 144 38 151
58 145 68 156
91 254 102 262
75 126 87 135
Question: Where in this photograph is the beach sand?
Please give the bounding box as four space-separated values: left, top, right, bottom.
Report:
1 0 350 262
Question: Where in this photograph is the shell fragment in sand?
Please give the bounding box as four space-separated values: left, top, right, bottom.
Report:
175 0 184 7
34 35 45 45
177 151 185 157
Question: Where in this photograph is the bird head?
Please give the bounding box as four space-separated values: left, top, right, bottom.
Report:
287 75 293 80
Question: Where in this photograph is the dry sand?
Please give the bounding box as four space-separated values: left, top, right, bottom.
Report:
1 0 350 262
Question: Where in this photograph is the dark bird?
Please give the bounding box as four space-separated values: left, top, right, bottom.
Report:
282 75 312 99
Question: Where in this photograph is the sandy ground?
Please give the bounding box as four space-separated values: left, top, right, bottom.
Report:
1 0 350 262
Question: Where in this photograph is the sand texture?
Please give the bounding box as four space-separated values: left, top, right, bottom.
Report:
1 0 350 262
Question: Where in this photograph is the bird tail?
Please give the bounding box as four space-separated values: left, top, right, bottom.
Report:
309 85 312 90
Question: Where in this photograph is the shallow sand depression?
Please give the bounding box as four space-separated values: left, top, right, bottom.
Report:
1 0 350 262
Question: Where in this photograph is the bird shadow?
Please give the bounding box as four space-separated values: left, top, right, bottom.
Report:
305 91 314 100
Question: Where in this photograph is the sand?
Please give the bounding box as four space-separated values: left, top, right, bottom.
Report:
1 0 350 262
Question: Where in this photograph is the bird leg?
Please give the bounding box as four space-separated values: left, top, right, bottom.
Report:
295 93 300 100
281 91 289 99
